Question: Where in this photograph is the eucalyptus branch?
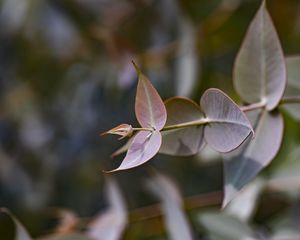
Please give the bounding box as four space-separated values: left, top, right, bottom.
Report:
131 96 300 134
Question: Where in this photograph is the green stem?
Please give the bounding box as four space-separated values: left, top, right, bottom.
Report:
161 118 209 131
240 96 300 113
240 101 266 112
132 127 154 132
280 96 300 105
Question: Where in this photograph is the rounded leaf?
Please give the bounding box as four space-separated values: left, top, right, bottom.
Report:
160 97 205 156
200 88 253 153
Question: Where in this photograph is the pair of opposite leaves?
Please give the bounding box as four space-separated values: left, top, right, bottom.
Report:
104 64 254 172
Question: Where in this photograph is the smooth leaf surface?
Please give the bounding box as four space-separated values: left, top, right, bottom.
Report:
199 212 256 240
87 178 127 240
223 109 284 207
160 97 205 156
0 208 33 240
283 56 300 120
107 131 161 172
146 172 193 240
134 64 167 130
234 1 286 110
201 88 253 152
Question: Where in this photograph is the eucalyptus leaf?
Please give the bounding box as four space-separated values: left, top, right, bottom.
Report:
0 208 33 240
160 97 205 156
201 88 253 153
87 177 127 240
146 172 193 240
234 1 286 110
223 109 283 207
106 131 162 172
134 63 167 130
283 56 300 120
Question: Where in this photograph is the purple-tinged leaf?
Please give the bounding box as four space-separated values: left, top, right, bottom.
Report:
200 88 253 153
283 56 300 120
160 97 205 156
234 1 286 110
223 109 284 207
106 131 162 172
87 178 127 240
146 172 193 240
134 63 167 130
0 208 33 240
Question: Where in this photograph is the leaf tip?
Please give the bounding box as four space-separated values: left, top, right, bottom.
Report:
132 60 141 75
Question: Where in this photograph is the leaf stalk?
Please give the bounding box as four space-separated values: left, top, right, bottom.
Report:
161 118 209 131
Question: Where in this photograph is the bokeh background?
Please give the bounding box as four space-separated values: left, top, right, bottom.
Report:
1 0 300 239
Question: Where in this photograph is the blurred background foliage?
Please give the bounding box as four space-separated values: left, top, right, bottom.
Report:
1 0 300 239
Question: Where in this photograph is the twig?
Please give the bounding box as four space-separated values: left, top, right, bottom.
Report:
129 191 222 223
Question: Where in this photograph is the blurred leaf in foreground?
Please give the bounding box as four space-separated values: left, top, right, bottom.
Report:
86 177 127 240
146 171 193 240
